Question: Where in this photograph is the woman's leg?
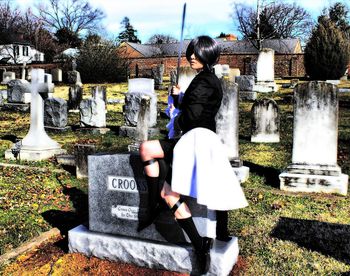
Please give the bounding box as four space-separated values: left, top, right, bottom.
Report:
161 183 212 274
138 140 166 231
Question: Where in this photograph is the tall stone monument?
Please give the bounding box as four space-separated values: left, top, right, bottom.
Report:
280 81 348 195
215 69 249 183
5 69 65 161
253 48 278 93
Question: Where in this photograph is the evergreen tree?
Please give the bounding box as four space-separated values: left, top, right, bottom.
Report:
328 2 350 39
304 15 350 80
117 17 141 44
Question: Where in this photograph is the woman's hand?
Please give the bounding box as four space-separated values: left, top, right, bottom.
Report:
171 85 181 95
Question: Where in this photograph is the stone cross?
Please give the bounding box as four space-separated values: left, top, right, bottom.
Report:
6 69 65 160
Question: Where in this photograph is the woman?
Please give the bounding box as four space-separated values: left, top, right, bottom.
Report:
139 35 241 274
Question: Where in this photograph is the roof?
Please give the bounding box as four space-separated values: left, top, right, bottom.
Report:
125 38 301 58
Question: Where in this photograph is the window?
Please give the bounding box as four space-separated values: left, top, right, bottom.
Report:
13 45 19 56
23 46 29 56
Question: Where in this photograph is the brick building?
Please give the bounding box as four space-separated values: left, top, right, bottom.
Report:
118 38 305 78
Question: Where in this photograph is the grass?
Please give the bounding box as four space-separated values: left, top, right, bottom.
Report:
0 79 350 274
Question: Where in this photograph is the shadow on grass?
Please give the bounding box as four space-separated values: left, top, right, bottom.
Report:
243 161 281 188
1 134 19 143
271 217 350 265
41 183 88 252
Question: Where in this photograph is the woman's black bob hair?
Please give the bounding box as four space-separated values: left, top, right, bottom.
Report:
186 35 220 71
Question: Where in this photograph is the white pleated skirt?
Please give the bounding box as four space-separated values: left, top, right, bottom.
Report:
171 128 248 211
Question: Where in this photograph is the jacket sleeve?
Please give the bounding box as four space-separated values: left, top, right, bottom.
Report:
175 78 213 131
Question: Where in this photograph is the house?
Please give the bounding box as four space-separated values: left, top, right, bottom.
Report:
118 38 305 78
0 41 44 64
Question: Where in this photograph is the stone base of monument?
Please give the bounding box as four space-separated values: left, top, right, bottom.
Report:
279 171 348 196
5 147 66 161
2 103 30 112
75 127 110 135
69 224 239 276
251 133 280 143
253 82 279 93
239 91 257 100
45 126 72 132
119 126 160 139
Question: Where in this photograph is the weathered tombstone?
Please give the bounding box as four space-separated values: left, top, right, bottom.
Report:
120 78 159 138
280 81 348 195
216 74 249 183
2 71 15 84
5 69 65 161
253 48 278 93
75 144 96 179
151 64 165 90
79 98 106 128
235 75 257 100
91 85 107 103
251 98 280 143
68 85 83 110
51 68 62 82
44 97 68 129
7 79 31 103
67 71 82 87
127 95 150 152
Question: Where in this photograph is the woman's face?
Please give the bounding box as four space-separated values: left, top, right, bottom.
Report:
189 53 204 71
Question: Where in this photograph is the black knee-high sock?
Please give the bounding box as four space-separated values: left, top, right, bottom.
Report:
145 175 159 209
216 210 231 241
177 217 203 251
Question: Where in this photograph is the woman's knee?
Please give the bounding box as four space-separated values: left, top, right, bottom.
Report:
139 141 151 160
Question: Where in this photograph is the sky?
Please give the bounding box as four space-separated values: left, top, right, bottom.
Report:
13 0 349 43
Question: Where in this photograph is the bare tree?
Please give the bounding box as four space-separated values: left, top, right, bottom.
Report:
233 0 313 49
147 34 178 44
36 0 104 35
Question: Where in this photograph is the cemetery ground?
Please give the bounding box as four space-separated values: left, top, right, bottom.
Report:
0 79 349 275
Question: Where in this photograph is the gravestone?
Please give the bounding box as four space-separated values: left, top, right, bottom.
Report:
44 97 68 129
91 85 107 103
216 74 249 183
2 71 15 84
170 67 196 91
253 48 278 93
251 98 280 143
69 152 239 275
79 98 106 128
51 68 62 82
280 81 348 195
235 75 257 100
5 69 65 161
127 96 151 152
151 64 165 90
120 78 159 139
7 79 31 103
67 70 82 87
75 144 96 179
68 85 83 110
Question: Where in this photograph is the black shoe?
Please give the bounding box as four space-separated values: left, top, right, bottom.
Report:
216 234 232 242
137 201 166 232
196 237 213 275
